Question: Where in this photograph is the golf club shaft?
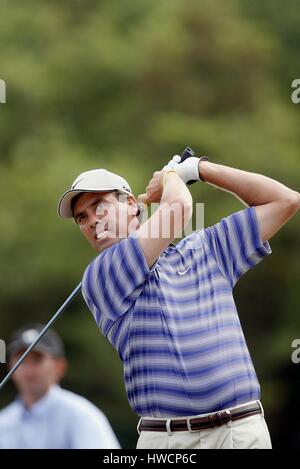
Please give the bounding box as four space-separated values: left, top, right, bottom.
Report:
0 281 82 391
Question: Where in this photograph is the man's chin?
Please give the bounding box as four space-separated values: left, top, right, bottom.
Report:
20 384 49 398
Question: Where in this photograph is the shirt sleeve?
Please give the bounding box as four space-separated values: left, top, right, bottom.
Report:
203 206 272 288
82 234 151 331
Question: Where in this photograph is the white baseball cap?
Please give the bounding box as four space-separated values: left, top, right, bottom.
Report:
58 169 133 218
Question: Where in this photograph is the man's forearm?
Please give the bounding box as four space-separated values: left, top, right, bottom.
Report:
161 171 192 206
199 161 299 206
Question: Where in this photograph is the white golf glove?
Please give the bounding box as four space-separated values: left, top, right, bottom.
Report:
163 154 208 184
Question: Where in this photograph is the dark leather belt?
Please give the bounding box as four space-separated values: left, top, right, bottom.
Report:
138 401 262 433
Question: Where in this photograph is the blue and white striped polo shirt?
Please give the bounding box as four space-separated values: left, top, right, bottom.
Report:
82 206 271 417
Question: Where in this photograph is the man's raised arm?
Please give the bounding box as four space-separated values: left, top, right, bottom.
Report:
198 160 300 242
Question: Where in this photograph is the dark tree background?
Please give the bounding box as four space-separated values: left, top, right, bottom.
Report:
0 0 299 448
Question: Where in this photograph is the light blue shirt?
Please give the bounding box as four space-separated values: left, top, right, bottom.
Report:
0 385 121 449
82 207 271 417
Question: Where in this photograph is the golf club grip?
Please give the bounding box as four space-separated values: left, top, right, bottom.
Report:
180 146 197 185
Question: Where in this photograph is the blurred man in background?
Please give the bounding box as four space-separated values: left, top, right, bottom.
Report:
0 324 120 449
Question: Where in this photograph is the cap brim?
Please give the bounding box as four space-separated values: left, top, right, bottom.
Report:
58 188 132 218
7 342 57 358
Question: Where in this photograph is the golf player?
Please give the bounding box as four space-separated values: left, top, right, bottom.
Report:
0 324 120 449
58 154 300 449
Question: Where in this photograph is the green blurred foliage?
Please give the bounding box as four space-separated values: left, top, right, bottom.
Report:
0 0 299 448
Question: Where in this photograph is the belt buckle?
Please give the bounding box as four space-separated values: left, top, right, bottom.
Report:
187 409 231 432
208 410 230 427
220 409 231 425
